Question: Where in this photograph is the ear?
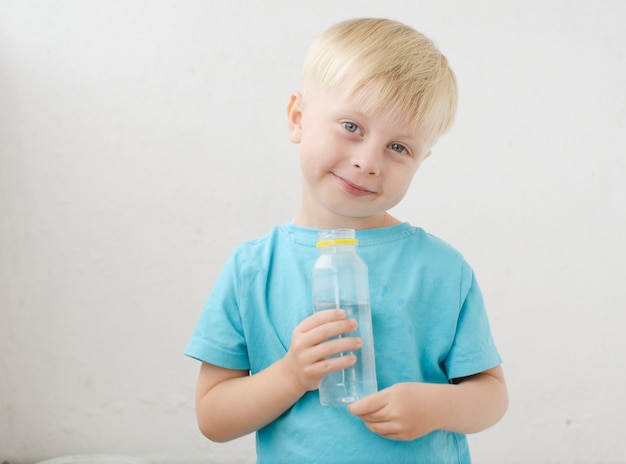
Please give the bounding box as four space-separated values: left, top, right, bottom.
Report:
287 91 303 144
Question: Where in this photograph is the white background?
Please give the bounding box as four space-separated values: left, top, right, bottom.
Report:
1 1 625 463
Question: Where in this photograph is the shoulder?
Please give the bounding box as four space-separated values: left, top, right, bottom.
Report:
227 224 302 273
420 228 469 265
413 226 460 252
413 228 476 282
391 224 469 266
229 225 283 260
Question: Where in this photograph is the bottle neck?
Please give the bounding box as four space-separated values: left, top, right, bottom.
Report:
316 229 358 253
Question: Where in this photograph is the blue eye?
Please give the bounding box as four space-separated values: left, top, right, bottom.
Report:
343 121 359 133
390 143 409 155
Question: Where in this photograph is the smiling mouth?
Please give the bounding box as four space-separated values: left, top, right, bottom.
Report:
333 173 376 197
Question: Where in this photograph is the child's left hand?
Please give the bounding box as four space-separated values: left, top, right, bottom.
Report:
347 382 446 441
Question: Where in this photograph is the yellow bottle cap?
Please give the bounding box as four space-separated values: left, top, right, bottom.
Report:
316 238 358 248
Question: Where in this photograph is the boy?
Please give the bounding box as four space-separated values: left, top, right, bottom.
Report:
185 18 507 463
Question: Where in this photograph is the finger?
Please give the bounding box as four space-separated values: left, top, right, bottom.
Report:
289 319 357 366
348 391 386 417
296 334 361 371
366 425 405 441
305 318 358 347
311 352 358 376
296 309 346 333
362 420 414 441
311 335 362 362
362 420 393 437
297 351 358 384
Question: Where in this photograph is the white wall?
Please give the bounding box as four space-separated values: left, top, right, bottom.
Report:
1 1 624 463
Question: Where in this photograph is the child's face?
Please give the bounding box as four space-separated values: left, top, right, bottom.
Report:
288 84 436 229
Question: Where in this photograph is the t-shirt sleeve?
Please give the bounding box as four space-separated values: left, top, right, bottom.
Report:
184 253 251 370
444 263 502 380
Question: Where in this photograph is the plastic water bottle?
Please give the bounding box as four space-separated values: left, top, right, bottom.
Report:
312 229 377 406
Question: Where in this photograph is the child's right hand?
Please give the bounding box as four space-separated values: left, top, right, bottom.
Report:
282 309 362 392
194 310 361 442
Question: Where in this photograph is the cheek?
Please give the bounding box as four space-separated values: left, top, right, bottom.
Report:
387 169 418 198
299 125 327 151
298 145 324 179
299 131 334 170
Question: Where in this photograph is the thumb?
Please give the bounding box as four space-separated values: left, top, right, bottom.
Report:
348 392 381 416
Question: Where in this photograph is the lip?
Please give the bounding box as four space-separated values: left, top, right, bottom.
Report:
332 173 376 197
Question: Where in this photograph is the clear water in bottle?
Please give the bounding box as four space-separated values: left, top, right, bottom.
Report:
314 301 377 405
312 229 378 406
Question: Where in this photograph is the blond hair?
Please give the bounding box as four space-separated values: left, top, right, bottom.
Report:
303 18 457 137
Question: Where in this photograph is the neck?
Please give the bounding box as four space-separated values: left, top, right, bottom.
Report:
292 209 400 230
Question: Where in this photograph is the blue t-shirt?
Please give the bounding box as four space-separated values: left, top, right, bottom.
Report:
185 222 502 463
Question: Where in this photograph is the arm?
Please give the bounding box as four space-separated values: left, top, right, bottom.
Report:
195 309 362 442
348 365 508 441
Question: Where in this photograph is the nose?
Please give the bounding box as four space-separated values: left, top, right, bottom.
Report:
351 146 381 176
